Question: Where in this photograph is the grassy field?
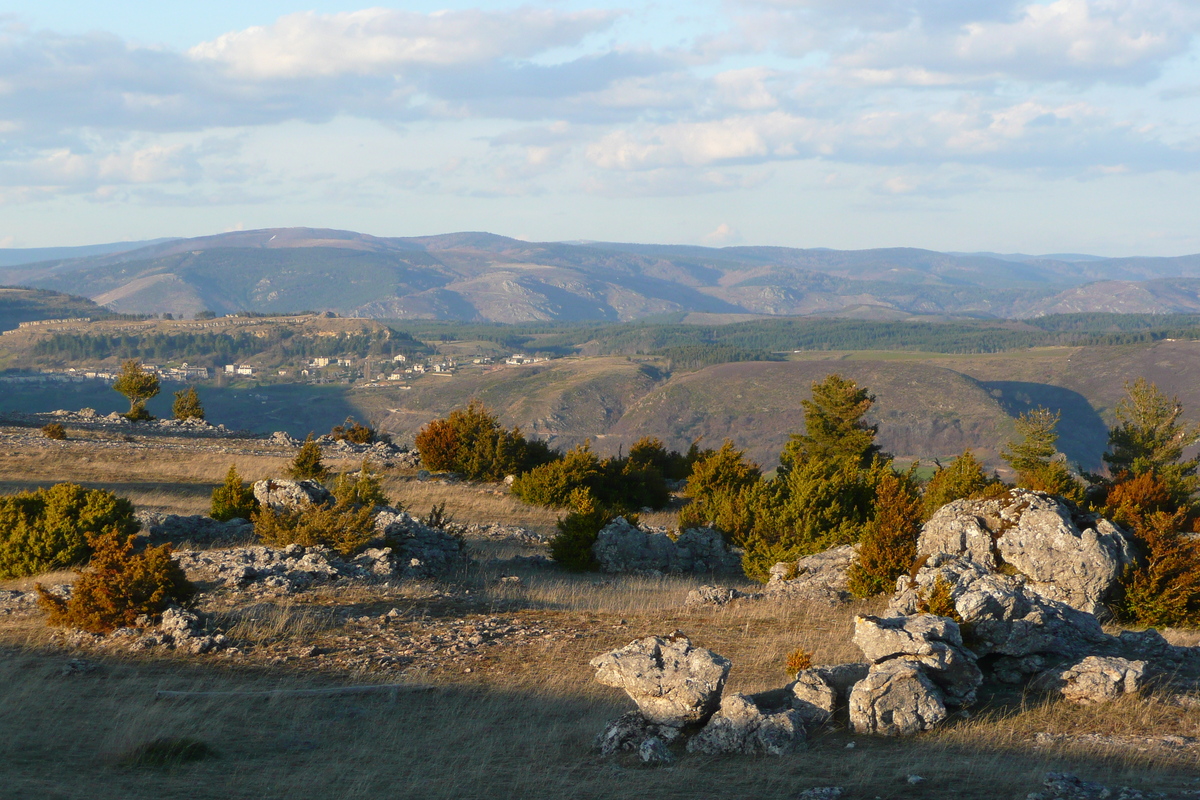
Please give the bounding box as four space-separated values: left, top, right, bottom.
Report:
2 429 1200 798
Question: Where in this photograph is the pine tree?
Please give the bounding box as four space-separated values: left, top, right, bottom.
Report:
286 434 328 481
211 465 257 521
922 450 995 519
780 374 882 471
1104 378 1200 507
112 359 159 421
172 386 205 421
1001 407 1083 502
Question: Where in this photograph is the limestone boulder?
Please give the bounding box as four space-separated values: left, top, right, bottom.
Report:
889 555 1112 666
594 711 681 757
766 545 857 605
852 614 982 706
790 663 869 726
590 633 731 727
686 692 806 755
1037 656 1148 705
848 661 947 736
252 479 332 512
919 490 1134 615
592 519 740 575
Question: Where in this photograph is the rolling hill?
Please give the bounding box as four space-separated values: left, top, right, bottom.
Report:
7 228 1200 322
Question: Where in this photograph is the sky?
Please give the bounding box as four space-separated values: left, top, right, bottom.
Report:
1 1 1199 255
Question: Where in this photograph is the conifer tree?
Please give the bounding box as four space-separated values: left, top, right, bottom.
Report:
922 450 995 519
1001 407 1083 502
1104 378 1200 507
211 465 256 521
172 386 205 421
112 359 159 421
286 434 328 481
780 374 881 471
848 465 923 598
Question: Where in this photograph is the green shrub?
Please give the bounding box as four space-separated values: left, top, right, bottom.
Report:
848 466 923 598
172 386 205 421
511 441 674 513
922 450 995 519
37 528 196 633
678 440 762 535
253 499 377 556
0 483 137 578
917 575 962 622
512 443 603 507
331 460 392 508
286 434 329 481
41 423 66 440
627 436 692 481
211 465 257 522
548 491 630 571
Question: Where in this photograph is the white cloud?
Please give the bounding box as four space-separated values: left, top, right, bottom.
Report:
188 8 621 80
703 222 742 244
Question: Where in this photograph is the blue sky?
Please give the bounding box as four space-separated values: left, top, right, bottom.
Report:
2 1 1198 255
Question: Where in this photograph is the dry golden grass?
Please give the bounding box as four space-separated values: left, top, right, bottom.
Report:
3 433 1200 798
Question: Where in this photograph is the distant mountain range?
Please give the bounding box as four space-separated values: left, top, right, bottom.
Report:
4 228 1200 321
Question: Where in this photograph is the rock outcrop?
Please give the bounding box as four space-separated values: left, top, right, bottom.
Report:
373 509 465 579
252 479 333 512
853 614 982 706
137 512 255 546
591 519 741 575
848 661 948 736
790 664 869 726
766 545 857 605
917 490 1134 615
686 692 806 755
590 633 731 727
1035 656 1148 705
889 554 1113 672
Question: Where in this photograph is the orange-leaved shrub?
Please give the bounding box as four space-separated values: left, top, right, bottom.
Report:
847 466 923 598
37 528 196 633
1116 509 1200 628
415 401 555 481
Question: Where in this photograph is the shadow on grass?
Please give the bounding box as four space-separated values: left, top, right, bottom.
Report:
1 643 1197 800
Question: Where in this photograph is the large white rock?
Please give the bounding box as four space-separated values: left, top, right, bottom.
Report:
919 490 1134 615
590 633 731 727
852 614 982 706
848 661 948 736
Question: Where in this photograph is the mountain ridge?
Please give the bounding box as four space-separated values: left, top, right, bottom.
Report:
6 227 1200 322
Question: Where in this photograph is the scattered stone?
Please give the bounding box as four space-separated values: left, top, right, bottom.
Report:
590 633 731 727
59 658 97 676
797 788 844 800
595 711 682 757
918 490 1134 615
684 585 754 607
1035 656 1148 705
907 775 926 785
686 692 806 756
252 479 332 512
592 519 741 575
848 661 947 736
638 736 673 765
1026 772 1167 800
766 545 857 605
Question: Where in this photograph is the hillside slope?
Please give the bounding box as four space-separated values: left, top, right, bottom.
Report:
9 227 1200 322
